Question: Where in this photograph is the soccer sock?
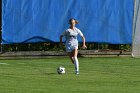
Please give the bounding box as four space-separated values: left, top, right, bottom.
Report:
73 57 79 72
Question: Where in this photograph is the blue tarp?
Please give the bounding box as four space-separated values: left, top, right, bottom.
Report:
2 0 134 44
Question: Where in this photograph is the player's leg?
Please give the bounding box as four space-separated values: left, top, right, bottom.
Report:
66 45 75 64
68 52 74 64
73 48 79 74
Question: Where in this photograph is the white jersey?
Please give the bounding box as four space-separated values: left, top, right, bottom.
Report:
61 27 83 52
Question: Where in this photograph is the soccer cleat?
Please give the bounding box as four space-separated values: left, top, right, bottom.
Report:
76 71 79 75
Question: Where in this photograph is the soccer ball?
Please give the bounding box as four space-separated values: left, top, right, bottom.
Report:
57 66 65 74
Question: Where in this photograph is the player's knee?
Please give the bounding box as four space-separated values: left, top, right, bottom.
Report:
73 56 78 60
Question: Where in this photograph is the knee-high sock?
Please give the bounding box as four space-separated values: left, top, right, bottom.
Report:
73 57 79 72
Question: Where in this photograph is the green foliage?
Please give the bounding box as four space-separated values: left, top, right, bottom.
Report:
2 43 131 52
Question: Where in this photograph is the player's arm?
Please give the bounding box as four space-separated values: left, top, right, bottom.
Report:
60 31 67 46
77 28 87 49
60 35 63 46
81 35 87 49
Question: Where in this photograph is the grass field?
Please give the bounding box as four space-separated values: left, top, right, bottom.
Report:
0 57 140 93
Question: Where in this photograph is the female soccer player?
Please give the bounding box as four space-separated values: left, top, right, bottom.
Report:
60 18 87 74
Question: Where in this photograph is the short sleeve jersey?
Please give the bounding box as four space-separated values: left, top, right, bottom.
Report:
61 27 83 47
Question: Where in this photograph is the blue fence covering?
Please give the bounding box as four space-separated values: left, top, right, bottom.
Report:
2 0 134 44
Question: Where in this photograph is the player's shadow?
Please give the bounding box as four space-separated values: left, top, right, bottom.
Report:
45 72 57 75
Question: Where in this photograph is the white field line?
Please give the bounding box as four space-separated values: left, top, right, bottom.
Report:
0 63 9 65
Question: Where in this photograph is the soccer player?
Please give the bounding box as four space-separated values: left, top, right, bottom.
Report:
60 18 87 74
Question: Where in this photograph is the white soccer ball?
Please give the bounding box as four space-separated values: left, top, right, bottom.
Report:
57 66 65 74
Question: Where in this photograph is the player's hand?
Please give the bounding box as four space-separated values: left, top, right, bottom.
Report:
82 45 87 49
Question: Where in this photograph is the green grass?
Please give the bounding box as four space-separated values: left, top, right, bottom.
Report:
0 57 140 93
